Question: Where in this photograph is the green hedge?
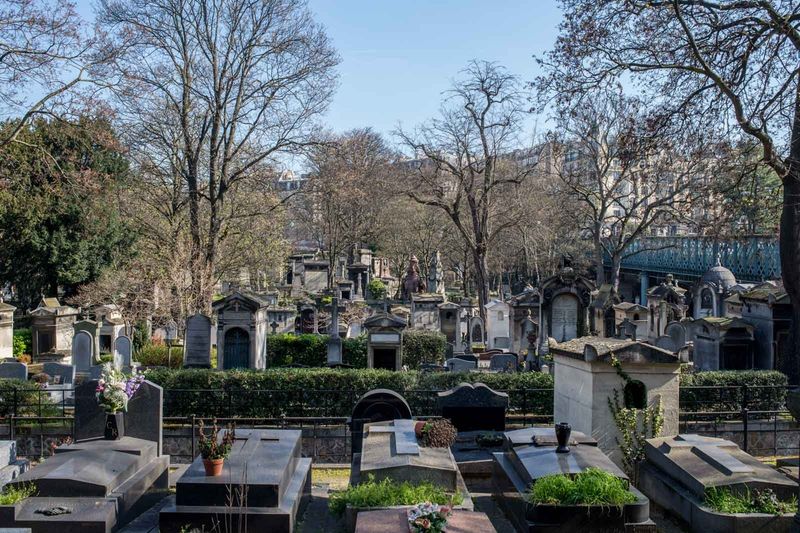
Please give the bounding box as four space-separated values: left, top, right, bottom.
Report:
135 344 184 368
679 370 788 412
267 334 367 367
402 330 447 367
0 379 60 417
144 367 552 418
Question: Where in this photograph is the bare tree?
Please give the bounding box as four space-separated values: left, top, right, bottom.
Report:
397 61 534 321
100 0 339 313
541 0 800 379
549 89 711 294
0 0 110 146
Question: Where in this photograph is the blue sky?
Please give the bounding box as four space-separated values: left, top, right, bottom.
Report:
76 0 562 137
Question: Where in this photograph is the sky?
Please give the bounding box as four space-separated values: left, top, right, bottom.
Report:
75 0 563 137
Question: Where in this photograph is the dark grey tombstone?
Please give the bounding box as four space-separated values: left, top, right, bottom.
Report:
489 353 518 372
494 336 511 349
183 314 212 368
437 382 509 432
445 357 476 372
348 389 413 458
655 335 677 353
41 362 75 385
327 297 343 366
0 362 26 381
113 335 132 370
74 379 164 455
665 322 687 350
71 330 94 369
454 353 478 364
618 318 638 340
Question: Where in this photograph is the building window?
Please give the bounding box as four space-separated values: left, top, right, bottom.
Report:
497 311 504 321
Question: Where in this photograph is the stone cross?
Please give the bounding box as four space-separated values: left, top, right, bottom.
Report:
369 419 419 455
671 434 753 474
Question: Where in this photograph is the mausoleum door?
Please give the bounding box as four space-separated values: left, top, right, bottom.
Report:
223 327 250 369
373 348 396 370
551 294 578 342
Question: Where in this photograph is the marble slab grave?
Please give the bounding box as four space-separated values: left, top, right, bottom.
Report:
159 428 312 533
503 427 597 448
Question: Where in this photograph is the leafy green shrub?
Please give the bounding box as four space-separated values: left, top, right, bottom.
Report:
680 370 788 412
367 279 387 300
0 379 61 418
267 334 367 367
403 330 446 367
12 329 31 357
135 343 183 368
528 468 636 507
0 482 36 505
328 475 460 516
705 487 796 515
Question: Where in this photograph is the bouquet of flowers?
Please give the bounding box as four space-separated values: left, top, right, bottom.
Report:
95 364 145 414
407 501 452 533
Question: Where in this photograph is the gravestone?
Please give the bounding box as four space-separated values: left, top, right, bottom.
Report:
112 335 132 371
41 362 75 404
492 427 653 532
0 378 168 532
665 322 687 350
348 389 413 458
327 297 343 366
639 434 796 532
0 363 26 381
183 314 211 368
71 331 93 371
160 429 312 533
0 441 29 490
437 383 508 432
74 379 164 455
469 316 485 346
454 353 478 364
445 357 476 372
493 336 511 350
489 353 518 372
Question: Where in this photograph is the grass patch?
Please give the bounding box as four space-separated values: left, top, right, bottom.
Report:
705 487 797 515
0 483 36 505
527 468 636 507
313 467 351 491
328 475 461 516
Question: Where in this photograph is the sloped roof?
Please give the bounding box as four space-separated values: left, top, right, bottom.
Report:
212 291 270 311
551 336 679 364
614 302 648 313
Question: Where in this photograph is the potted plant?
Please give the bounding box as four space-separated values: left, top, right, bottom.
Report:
407 501 452 533
198 419 235 476
95 364 145 440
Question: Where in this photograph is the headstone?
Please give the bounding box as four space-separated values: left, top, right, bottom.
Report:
489 353 518 372
437 383 509 432
493 336 511 350
327 297 343 366
0 440 29 490
469 316 485 345
665 322 687 349
638 434 796 532
445 358 476 372
183 314 212 368
74 379 164 455
492 426 653 532
348 389 413 458
41 363 75 386
113 335 132 371
160 429 312 533
453 353 478 364
71 330 93 371
0 362 26 381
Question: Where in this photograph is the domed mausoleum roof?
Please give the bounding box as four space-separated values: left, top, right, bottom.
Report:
701 260 737 291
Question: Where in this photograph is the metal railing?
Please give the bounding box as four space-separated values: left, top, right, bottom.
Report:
0 384 796 459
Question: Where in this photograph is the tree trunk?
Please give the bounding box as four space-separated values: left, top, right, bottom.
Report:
779 166 800 384
594 235 606 286
472 249 490 325
609 255 622 298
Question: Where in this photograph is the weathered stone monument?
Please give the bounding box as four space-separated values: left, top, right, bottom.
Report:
73 318 101 363
327 297 343 366
401 255 426 300
213 291 269 370
639 434 796 533
183 313 212 368
492 426 654 531
445 357 476 372
0 362 26 381
0 379 169 532
71 330 93 372
438 301 462 354
0 299 15 359
348 389 413 458
112 335 133 371
29 297 79 358
159 429 312 533
489 353 518 372
364 306 407 370
550 336 681 461
427 251 445 295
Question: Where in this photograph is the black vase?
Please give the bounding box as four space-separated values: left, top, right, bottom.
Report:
104 412 125 440
555 422 571 454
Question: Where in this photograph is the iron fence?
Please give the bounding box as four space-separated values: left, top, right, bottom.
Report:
0 384 797 459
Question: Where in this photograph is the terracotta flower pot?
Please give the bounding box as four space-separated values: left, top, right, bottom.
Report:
203 458 224 477
414 421 427 437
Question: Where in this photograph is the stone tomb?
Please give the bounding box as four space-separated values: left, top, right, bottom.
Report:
437 383 508 433
492 427 653 532
489 353 518 372
349 419 473 530
0 363 26 381
0 380 169 533
159 429 312 533
445 357 476 372
348 389 413 459
183 313 212 368
638 434 796 533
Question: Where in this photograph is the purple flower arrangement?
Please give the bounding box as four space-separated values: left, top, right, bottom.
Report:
95 364 145 414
